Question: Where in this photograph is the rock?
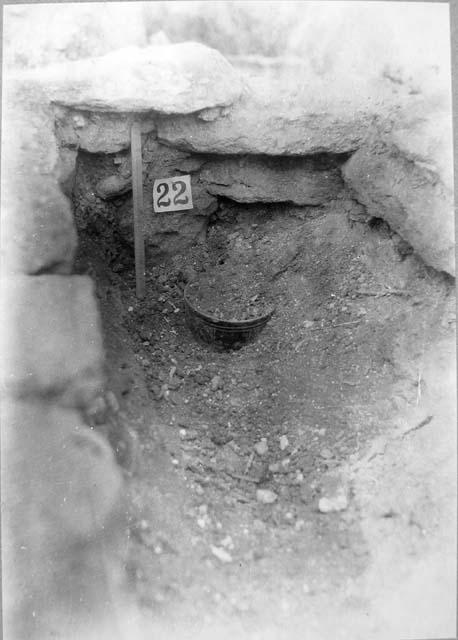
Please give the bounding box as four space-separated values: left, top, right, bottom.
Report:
0 275 104 407
256 489 278 504
318 494 349 513
210 545 233 563
343 106 454 276
181 266 198 284
211 375 223 391
318 469 350 513
210 427 233 446
29 42 244 114
194 372 207 385
54 105 156 153
279 435 289 451
254 438 269 456
157 86 379 155
1 81 77 275
2 398 126 638
200 156 343 205
1 175 77 276
96 174 132 199
320 448 333 459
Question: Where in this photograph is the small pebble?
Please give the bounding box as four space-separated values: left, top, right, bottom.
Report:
210 545 232 563
254 438 268 456
211 375 222 391
320 448 333 459
318 493 349 513
256 489 278 504
279 435 289 451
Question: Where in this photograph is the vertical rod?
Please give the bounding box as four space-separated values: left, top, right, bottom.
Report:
131 122 145 299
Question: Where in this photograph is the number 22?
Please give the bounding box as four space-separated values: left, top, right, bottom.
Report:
156 180 189 207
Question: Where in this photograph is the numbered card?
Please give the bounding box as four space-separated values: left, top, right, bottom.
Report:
153 175 193 213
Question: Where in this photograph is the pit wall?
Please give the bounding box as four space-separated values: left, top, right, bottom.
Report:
1 42 454 639
70 134 349 263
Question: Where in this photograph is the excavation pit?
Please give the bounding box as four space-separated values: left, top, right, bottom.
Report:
4 22 455 640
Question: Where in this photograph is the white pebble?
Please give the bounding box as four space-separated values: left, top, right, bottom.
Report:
254 438 269 456
210 545 233 563
318 492 349 513
256 489 278 504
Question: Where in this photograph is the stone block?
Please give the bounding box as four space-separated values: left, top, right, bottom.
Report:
1 175 77 275
2 398 127 639
2 80 77 275
200 156 344 205
157 89 376 155
25 42 244 114
54 105 157 154
343 139 455 276
0 275 105 406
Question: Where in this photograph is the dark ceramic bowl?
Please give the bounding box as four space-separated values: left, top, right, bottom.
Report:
184 283 274 350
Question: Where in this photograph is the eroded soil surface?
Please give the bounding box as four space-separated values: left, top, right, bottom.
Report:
75 198 455 639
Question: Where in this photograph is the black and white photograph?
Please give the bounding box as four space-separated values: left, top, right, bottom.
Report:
1 2 456 639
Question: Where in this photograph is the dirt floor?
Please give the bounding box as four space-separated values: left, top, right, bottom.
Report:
75 196 456 640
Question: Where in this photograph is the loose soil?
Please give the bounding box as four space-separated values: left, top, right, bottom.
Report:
185 268 274 322
74 197 455 639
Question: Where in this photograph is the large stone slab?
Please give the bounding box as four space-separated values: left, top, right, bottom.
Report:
157 88 378 155
0 275 105 406
200 156 343 204
20 42 244 114
343 105 454 276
